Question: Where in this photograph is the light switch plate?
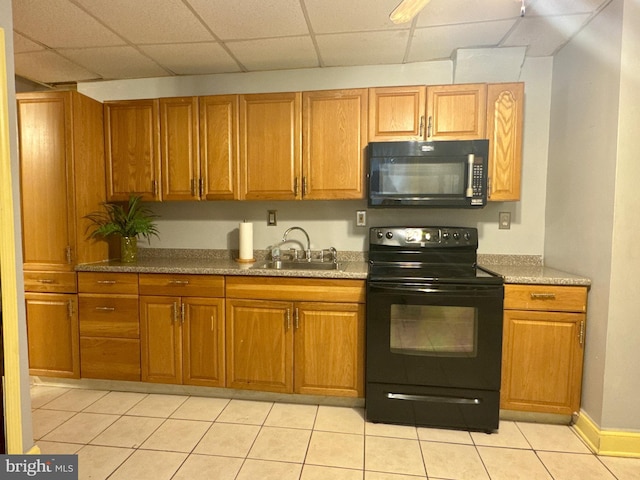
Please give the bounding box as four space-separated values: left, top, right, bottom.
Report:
267 210 277 226
499 212 511 230
356 210 367 227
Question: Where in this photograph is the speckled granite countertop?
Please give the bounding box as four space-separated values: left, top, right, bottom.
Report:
75 248 369 280
75 250 591 286
479 254 591 287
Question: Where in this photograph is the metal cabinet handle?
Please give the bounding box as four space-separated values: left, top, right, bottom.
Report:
530 292 556 299
294 177 299 197
302 177 308 197
95 306 115 311
96 280 116 285
168 280 189 285
67 300 74 318
579 320 585 346
181 303 185 323
294 308 299 330
427 115 432 138
173 302 179 323
285 308 291 330
419 115 425 137
38 279 55 284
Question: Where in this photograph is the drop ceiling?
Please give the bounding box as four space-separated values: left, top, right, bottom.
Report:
12 0 611 87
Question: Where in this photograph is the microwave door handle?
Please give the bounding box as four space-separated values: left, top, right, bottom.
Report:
466 154 474 198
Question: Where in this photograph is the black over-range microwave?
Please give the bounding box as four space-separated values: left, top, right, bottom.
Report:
367 139 489 208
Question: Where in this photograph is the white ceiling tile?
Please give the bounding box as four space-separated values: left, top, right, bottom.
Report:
502 14 591 56
61 46 171 80
416 0 522 27
227 36 319 71
13 32 45 54
12 0 125 48
317 30 409 67
74 0 213 44
14 50 99 83
409 20 516 62
527 0 609 16
139 43 242 75
187 0 309 40
304 0 405 33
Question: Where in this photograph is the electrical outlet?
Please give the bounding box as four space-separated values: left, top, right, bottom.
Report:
267 210 277 226
356 210 367 227
499 212 511 230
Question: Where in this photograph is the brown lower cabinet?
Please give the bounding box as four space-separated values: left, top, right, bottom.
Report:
26 292 79 378
501 284 588 415
78 272 140 381
139 274 225 387
225 277 365 397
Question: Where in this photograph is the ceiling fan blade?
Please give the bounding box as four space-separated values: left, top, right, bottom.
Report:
389 0 432 24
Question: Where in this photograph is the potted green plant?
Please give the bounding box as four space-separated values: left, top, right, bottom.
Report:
85 195 159 263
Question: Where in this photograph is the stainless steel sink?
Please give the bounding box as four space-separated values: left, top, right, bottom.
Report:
251 260 341 271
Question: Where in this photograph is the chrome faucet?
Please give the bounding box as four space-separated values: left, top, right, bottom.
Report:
282 226 311 260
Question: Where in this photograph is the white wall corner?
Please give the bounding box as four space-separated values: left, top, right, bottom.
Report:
452 47 527 83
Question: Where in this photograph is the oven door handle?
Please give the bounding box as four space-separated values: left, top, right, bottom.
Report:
387 392 482 405
368 282 496 295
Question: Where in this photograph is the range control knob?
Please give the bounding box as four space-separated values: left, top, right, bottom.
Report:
376 231 384 239
425 232 431 241
453 232 460 240
385 231 394 239
442 232 450 240
463 231 471 241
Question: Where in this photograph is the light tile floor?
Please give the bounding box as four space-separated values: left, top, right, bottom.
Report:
30 385 640 480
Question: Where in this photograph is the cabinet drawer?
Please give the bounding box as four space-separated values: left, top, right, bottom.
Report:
80 337 141 381
139 274 224 297
78 272 139 294
226 277 366 303
504 285 587 313
79 294 139 338
24 271 77 293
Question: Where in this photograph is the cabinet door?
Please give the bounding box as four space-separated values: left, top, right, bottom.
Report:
368 86 426 141
426 84 487 140
183 297 225 387
199 95 239 200
239 93 301 200
25 293 79 378
302 89 368 200
104 99 161 201
225 299 293 393
140 296 182 384
17 93 75 271
501 309 585 415
486 83 524 201
160 97 200 201
294 302 364 397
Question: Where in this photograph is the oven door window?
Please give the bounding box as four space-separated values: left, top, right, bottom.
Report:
390 304 477 357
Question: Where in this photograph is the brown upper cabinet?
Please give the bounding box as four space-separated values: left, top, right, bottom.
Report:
17 91 108 271
369 83 486 142
239 92 302 200
368 85 426 141
426 84 487 140
302 89 368 200
486 83 524 201
199 95 240 200
159 97 200 201
104 99 161 201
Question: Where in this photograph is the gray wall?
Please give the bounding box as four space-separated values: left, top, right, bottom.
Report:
546 0 640 431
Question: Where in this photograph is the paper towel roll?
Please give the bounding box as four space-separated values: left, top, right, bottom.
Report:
239 222 254 261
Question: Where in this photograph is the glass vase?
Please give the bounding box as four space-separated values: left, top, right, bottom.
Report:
120 236 138 263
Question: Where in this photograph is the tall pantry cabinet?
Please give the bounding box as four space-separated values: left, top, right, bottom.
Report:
17 91 108 378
